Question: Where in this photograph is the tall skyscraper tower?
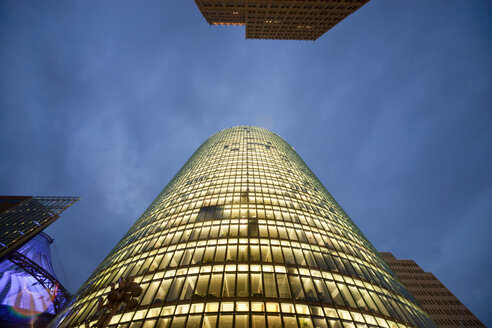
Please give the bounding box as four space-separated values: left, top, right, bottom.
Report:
51 126 436 328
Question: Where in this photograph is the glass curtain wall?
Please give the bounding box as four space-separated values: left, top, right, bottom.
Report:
50 126 436 328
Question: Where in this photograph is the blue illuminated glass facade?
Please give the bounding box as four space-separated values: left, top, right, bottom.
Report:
0 233 57 313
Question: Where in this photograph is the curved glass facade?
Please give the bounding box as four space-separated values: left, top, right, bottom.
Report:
50 126 436 328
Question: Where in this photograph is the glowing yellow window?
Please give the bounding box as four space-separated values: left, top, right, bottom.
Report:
266 302 280 312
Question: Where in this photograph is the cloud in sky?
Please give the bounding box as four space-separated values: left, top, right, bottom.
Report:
0 0 490 324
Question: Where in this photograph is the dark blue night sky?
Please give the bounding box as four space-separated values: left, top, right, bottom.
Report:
1 0 491 325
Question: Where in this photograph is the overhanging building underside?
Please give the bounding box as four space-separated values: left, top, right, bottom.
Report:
194 0 370 40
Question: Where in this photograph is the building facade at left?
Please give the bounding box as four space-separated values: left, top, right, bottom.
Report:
0 196 79 328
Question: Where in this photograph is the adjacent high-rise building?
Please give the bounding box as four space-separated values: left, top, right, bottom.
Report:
0 196 80 259
194 0 370 40
380 252 485 328
0 195 79 327
50 126 436 328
